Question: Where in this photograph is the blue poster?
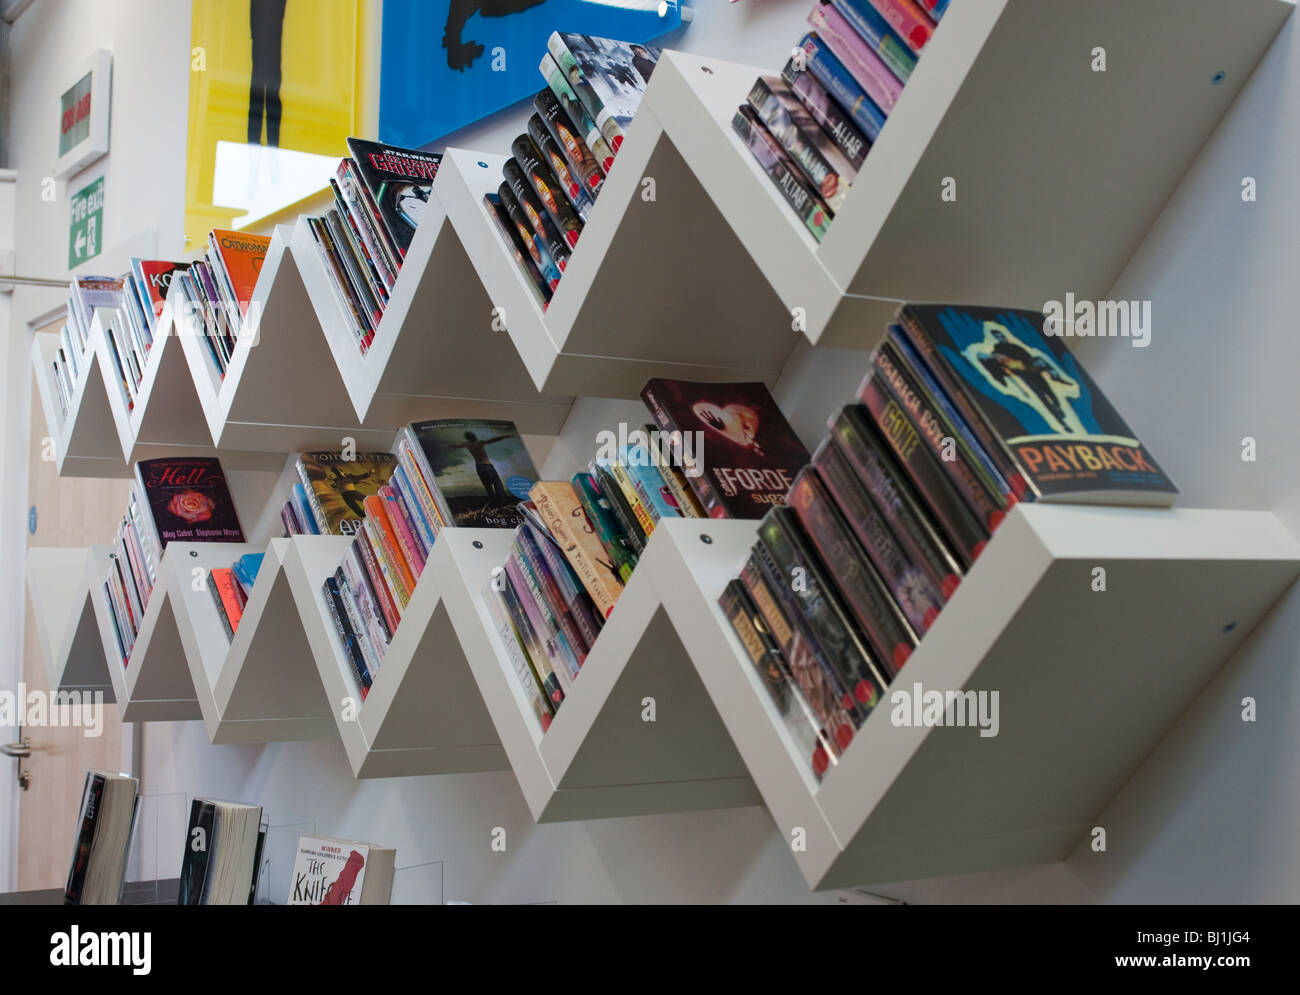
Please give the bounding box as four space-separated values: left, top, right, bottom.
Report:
380 0 686 148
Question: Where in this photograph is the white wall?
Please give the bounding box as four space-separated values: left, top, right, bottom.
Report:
11 0 1300 903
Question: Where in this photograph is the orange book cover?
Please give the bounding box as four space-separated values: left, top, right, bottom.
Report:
212 229 271 317
363 494 417 598
211 567 244 633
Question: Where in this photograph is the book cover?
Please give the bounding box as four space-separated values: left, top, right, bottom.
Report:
527 113 595 221
502 158 571 271
486 585 554 731
63 772 105 905
787 468 918 676
211 230 271 319
794 33 887 142
499 573 565 709
297 452 397 537
531 480 623 619
134 457 244 549
345 138 443 257
539 53 616 174
589 461 646 554
232 553 264 596
747 75 855 213
132 259 189 328
210 567 243 640
900 304 1179 505
732 105 832 240
572 471 637 582
809 1 904 115
552 33 661 152
287 837 370 905
323 574 371 696
408 419 538 528
641 378 811 519
546 32 621 153
72 276 124 332
485 192 553 310
498 184 563 292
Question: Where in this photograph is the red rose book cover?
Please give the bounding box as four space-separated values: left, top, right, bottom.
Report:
134 457 245 548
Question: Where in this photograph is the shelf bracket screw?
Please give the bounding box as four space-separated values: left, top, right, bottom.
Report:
1211 70 1226 85
477 161 489 169
1222 620 1237 634
473 540 484 549
700 66 713 75
700 534 713 545
190 550 198 557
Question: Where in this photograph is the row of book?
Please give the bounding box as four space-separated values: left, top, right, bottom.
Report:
66 770 394 905
209 552 265 642
103 458 245 666
485 32 661 309
722 303 1177 780
310 420 540 699
49 264 187 418
492 378 813 730
177 229 271 380
735 0 947 240
305 139 443 354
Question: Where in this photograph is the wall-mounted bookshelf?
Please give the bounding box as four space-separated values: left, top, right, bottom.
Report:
646 0 1294 349
30 329 128 478
26 546 116 701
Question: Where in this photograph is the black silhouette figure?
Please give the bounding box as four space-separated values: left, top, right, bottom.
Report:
447 431 512 502
442 0 547 72
248 0 287 146
978 329 1078 432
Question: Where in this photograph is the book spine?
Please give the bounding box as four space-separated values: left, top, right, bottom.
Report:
498 183 563 292
871 342 1008 531
830 406 964 599
533 484 621 620
280 503 300 537
505 552 573 694
720 580 832 779
485 193 553 310
858 377 988 568
518 526 590 665
787 469 917 676
809 1 903 114
356 528 402 634
638 386 725 519
512 134 584 249
362 507 411 609
732 106 833 242
764 508 894 696
391 464 437 556
539 53 616 174
323 574 370 698
324 207 381 332
502 160 571 272
918 0 947 20
208 571 234 641
534 87 604 197
499 574 564 709
572 472 637 581
511 537 582 682
622 448 682 523
330 177 390 311
812 440 944 632
337 568 381 685
486 585 554 730
588 462 647 553
396 437 448 534
747 77 852 213
295 464 327 535
529 518 604 649
307 216 369 349
796 33 886 141
336 163 397 290
527 114 595 220
343 545 390 656
608 461 657 537
832 0 917 82
741 553 853 756
381 484 427 579
64 773 105 904
866 0 934 55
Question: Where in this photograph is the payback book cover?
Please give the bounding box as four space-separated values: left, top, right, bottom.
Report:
900 304 1178 505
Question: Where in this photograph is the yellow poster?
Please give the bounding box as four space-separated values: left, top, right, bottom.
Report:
186 0 373 244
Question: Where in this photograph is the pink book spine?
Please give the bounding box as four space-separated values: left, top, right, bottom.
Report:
868 0 935 55
809 3 904 114
380 485 426 580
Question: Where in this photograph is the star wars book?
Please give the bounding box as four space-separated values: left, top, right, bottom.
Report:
898 304 1179 505
527 113 595 221
407 418 538 529
503 158 571 272
134 457 245 553
787 468 917 676
287 835 396 905
720 579 836 780
345 138 443 258
296 452 398 537
498 184 563 294
640 378 811 519
539 53 616 175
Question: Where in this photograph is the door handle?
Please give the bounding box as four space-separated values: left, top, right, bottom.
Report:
2 728 33 790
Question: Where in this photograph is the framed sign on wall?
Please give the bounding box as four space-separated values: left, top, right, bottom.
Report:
55 50 112 179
